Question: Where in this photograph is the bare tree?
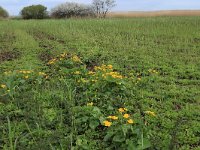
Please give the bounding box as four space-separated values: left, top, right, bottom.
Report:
92 0 116 18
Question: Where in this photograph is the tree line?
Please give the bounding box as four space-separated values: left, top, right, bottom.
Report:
0 0 116 19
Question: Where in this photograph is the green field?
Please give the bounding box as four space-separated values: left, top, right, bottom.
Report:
0 17 200 150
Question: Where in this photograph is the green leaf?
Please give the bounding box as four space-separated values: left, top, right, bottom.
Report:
104 132 114 141
113 133 125 143
137 138 151 150
89 120 99 130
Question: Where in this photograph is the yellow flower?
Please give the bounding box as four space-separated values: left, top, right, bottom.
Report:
47 58 57 65
24 76 29 79
107 65 113 69
1 84 6 88
88 71 95 75
103 120 112 127
123 114 130 119
124 108 128 111
81 78 87 83
74 71 81 75
118 108 125 113
127 119 134 124
144 111 156 117
107 116 118 120
39 72 46 76
72 55 81 63
91 79 97 82
87 102 93 106
60 53 67 58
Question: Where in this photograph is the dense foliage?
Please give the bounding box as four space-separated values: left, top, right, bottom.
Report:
0 18 199 149
51 2 95 18
21 5 48 19
0 6 9 18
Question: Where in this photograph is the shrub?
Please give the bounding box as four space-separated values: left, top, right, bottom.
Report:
21 5 48 19
0 6 9 18
51 2 95 18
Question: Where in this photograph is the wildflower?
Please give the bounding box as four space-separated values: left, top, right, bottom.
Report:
60 53 67 58
144 111 156 117
127 119 134 124
4 71 11 75
25 71 32 74
74 71 81 75
107 65 113 69
118 108 125 113
87 102 93 106
72 55 81 63
39 72 46 76
1 84 6 88
88 71 95 75
107 116 118 120
24 76 29 79
91 79 97 82
124 108 128 111
47 58 57 65
123 114 130 119
105 72 123 79
137 77 141 81
81 78 87 83
103 120 112 127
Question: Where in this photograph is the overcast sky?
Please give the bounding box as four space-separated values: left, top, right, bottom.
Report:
1 0 200 16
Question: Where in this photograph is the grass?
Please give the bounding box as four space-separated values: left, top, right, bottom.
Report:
0 17 200 150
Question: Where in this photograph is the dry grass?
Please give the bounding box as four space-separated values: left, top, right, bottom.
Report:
108 10 200 18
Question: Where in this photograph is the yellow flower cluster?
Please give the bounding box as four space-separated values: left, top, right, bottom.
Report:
47 53 82 65
60 52 67 58
102 71 123 79
144 111 156 117
18 70 33 74
4 71 12 75
74 71 81 75
72 55 82 63
103 107 134 127
148 69 159 74
107 115 118 120
1 84 6 88
38 72 46 76
94 64 113 72
88 71 95 75
47 58 57 65
87 102 93 106
118 108 128 113
103 120 112 127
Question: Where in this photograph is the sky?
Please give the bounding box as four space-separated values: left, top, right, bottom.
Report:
1 0 200 16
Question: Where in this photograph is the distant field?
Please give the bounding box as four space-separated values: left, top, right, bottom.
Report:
108 10 200 18
0 17 200 149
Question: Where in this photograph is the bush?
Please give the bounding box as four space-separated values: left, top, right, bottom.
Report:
0 6 9 18
21 5 48 19
51 2 95 18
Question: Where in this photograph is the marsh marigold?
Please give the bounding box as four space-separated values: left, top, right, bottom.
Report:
123 114 130 118
103 120 112 127
127 119 134 124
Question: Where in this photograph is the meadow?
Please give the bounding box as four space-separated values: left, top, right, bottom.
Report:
0 17 200 150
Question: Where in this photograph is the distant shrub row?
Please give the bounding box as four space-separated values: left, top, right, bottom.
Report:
0 0 116 19
0 6 9 18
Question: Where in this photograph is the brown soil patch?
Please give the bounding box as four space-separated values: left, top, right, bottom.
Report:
38 50 53 62
0 51 20 62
